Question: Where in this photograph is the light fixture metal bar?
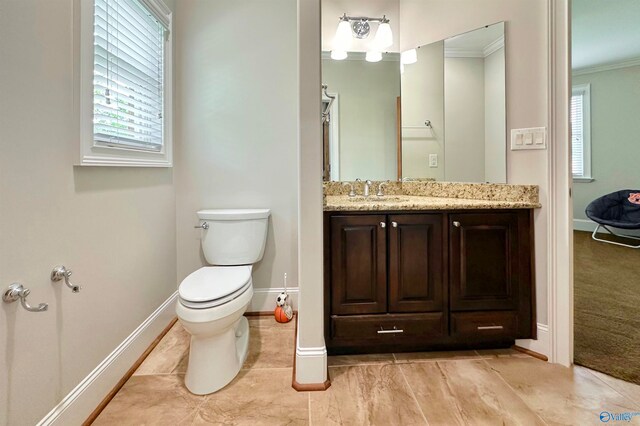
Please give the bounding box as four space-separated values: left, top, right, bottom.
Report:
340 13 389 23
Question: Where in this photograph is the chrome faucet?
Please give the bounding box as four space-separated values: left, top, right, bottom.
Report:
363 180 373 197
377 181 390 196
342 182 356 197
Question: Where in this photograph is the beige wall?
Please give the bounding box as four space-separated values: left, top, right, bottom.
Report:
174 0 299 293
573 66 640 222
401 42 445 180
322 58 399 180
400 0 549 324
444 57 486 182
0 0 177 424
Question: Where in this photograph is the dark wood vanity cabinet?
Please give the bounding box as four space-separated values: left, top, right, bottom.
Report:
330 215 387 315
448 211 534 341
325 210 535 354
388 214 445 313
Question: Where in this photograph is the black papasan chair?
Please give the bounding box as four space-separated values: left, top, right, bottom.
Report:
585 189 640 249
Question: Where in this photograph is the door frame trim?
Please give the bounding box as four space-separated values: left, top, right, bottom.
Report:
546 0 573 366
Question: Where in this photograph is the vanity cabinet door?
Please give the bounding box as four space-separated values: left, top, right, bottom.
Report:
388 214 445 313
330 215 387 315
449 212 521 311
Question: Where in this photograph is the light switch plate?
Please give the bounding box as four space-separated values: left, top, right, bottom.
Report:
511 127 546 150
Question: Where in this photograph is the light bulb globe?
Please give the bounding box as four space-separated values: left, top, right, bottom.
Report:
365 50 382 63
334 20 352 51
401 48 417 65
331 50 348 60
373 22 393 49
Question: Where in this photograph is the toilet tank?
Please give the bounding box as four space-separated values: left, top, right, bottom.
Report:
197 209 270 265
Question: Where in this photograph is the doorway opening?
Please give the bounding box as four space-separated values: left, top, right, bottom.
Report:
571 0 640 384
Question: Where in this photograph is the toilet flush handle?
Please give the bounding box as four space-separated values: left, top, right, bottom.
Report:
194 222 209 230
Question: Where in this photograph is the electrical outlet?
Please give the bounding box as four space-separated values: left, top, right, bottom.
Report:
429 154 438 167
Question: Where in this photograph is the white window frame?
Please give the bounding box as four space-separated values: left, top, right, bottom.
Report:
79 0 173 167
571 84 592 182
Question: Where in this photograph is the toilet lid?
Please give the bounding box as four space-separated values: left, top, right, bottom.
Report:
179 266 251 303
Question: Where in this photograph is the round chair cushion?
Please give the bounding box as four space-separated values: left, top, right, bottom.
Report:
585 189 640 230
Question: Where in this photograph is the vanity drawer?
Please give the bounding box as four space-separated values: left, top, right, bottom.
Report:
331 313 445 341
450 311 518 341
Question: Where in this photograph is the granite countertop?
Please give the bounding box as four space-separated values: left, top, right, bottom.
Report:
324 194 541 211
323 181 541 211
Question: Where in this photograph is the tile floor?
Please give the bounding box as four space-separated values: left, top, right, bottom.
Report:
94 316 640 425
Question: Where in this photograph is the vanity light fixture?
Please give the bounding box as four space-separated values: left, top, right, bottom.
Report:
331 13 393 61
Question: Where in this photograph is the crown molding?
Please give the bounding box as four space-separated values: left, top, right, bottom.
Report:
573 57 640 76
484 35 505 57
444 48 484 58
445 35 504 59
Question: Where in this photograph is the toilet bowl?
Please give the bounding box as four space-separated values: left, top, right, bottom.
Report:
176 209 270 395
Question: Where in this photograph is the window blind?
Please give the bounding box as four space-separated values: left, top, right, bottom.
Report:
571 93 584 176
93 0 166 151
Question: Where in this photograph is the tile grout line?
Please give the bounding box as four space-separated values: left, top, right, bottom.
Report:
393 357 487 364
134 365 295 377
328 362 395 368
397 363 431 426
578 367 640 407
477 356 551 426
308 392 312 426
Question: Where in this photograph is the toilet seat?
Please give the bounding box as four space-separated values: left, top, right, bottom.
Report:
179 266 252 309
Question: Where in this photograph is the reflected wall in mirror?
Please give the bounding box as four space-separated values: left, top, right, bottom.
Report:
322 53 400 181
401 22 506 183
321 21 506 183
445 22 505 183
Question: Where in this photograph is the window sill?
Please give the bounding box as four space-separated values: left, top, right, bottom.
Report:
573 177 594 183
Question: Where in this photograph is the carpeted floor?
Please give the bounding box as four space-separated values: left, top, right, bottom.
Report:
574 230 640 384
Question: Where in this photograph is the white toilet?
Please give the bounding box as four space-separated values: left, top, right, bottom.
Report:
176 208 270 395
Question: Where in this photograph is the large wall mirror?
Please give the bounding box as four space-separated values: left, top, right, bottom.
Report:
322 22 506 183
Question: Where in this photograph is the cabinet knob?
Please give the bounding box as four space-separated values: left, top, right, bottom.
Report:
380 222 386 228
391 222 398 228
453 221 461 228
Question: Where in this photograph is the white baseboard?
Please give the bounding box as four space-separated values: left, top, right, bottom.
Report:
573 218 597 232
294 325 327 384
295 345 328 384
37 292 178 426
515 323 550 359
249 287 299 313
